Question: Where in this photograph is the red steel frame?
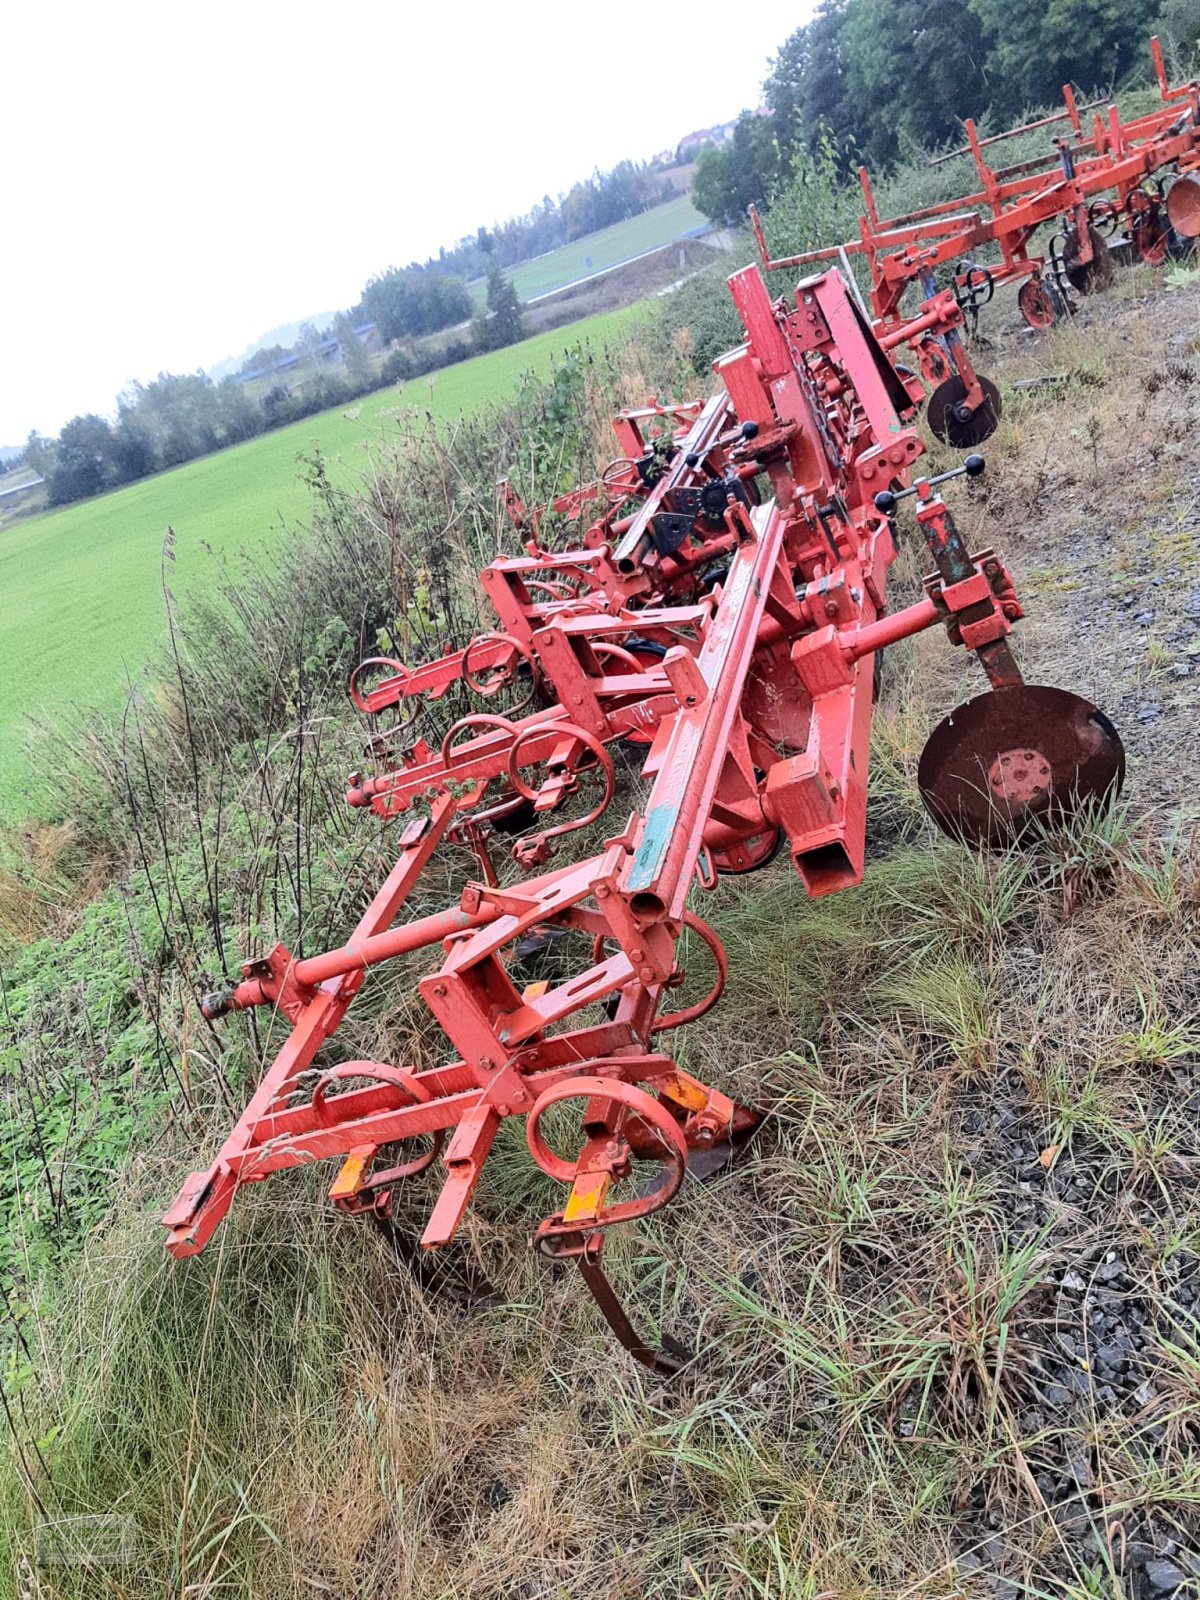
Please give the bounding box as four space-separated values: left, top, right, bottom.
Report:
164 260 1035 1369
752 36 1200 343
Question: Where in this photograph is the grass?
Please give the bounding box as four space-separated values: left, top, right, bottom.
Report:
6 121 1200 1600
467 195 707 304
0 302 646 821
8 800 1199 1598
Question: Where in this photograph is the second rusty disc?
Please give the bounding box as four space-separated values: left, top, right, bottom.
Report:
918 685 1125 847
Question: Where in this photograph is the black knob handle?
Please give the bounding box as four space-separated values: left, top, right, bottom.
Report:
964 453 985 477
874 490 897 515
740 421 760 440
685 452 700 467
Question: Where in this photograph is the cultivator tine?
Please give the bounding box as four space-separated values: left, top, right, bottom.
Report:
568 1234 691 1378
166 239 1127 1370
367 1211 503 1310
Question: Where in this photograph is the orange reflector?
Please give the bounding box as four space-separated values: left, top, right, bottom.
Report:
563 1170 611 1224
328 1146 376 1201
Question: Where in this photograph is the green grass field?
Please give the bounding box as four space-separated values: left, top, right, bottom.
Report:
468 195 706 305
0 303 646 819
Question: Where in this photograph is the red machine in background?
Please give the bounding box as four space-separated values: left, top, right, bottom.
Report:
750 36 1200 448
164 260 1125 1372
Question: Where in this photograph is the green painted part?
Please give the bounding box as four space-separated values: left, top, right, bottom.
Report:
626 804 676 891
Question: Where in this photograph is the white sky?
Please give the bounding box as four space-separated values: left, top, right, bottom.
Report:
0 0 810 444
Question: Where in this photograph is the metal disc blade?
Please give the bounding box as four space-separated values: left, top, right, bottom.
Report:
1166 174 1200 239
918 685 1125 847
1064 224 1113 294
926 374 1003 448
1018 278 1054 330
1133 213 1170 266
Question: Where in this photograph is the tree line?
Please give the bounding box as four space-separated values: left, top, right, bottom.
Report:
692 0 1200 225
23 148 679 506
347 158 674 347
27 276 527 508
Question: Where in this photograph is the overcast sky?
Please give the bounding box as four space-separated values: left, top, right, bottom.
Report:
1 0 809 445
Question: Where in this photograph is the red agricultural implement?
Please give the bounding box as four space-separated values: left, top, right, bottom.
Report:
751 36 1200 448
164 260 1125 1372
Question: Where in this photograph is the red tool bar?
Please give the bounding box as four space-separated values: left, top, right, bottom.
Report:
622 501 785 919
841 597 941 658
293 903 497 987
929 91 1107 167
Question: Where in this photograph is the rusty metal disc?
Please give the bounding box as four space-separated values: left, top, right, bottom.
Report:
1133 210 1170 266
918 685 1125 847
1017 278 1055 330
1166 174 1200 239
1063 224 1113 294
926 373 1003 448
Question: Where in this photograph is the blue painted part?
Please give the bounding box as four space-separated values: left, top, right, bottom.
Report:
626 804 676 891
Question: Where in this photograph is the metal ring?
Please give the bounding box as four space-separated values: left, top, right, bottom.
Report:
651 913 728 1034
588 911 727 1035
591 641 645 675
521 579 576 603
601 457 641 504
310 1061 443 1179
525 1074 688 1228
439 712 517 770
462 632 538 713
438 713 518 810
349 656 420 729
505 720 614 812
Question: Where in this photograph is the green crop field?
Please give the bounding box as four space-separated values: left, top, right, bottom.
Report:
469 195 707 305
0 303 647 820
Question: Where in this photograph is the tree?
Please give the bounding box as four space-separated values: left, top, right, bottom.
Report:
787 0 855 156
692 114 781 227
295 320 327 382
129 373 222 468
358 267 473 343
47 414 119 504
110 417 158 484
333 312 373 389
967 0 1159 118
23 430 56 480
840 0 986 164
473 264 525 353
239 343 289 377
1155 0 1200 65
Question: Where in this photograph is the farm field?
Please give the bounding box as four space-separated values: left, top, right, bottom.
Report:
0 302 647 818
467 194 707 304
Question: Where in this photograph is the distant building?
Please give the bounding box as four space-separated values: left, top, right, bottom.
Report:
673 110 769 164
